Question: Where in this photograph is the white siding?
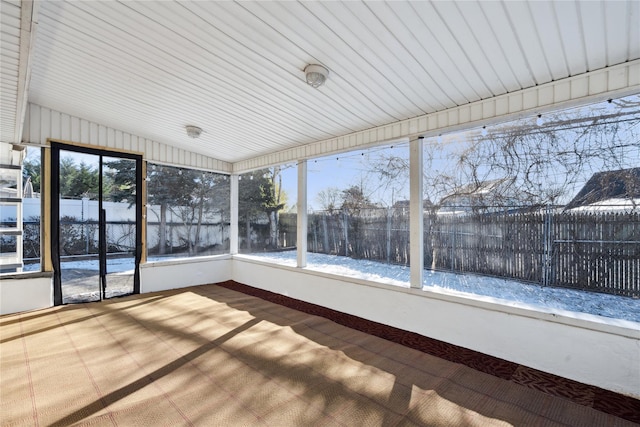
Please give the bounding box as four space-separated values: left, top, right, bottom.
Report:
23 104 232 173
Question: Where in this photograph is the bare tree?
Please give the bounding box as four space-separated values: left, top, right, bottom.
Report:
366 96 640 268
316 187 341 213
415 96 640 211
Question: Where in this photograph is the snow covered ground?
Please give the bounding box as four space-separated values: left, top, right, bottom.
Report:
24 252 639 323
24 257 165 275
240 251 640 324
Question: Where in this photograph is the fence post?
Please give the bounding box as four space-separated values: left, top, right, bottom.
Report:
312 222 317 252
322 213 329 253
450 221 455 272
85 222 90 255
343 211 349 257
542 205 553 286
386 207 392 263
82 197 90 255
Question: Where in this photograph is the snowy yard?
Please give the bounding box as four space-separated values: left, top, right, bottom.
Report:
25 252 639 323
240 251 640 324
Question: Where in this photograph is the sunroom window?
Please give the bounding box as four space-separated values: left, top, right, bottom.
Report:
146 163 230 260
238 163 297 261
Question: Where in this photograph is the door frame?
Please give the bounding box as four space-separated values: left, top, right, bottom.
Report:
51 142 143 305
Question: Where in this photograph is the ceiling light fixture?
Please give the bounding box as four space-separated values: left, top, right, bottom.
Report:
304 64 329 88
185 125 203 138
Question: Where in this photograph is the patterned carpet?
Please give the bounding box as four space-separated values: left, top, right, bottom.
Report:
217 280 640 424
1 281 638 426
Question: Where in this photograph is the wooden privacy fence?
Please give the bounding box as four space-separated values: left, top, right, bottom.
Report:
306 207 640 297
552 212 640 297
424 210 547 285
307 209 410 264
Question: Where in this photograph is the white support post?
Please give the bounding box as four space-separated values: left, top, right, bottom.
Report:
15 1 40 144
410 137 424 288
297 160 307 268
230 174 239 255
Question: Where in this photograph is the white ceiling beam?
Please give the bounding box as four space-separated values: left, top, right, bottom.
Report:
14 0 39 145
232 60 640 173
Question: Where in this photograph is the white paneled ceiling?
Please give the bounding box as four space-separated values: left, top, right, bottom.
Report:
0 0 22 144
5 1 640 163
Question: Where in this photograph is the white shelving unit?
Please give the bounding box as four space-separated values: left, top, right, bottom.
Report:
0 164 23 273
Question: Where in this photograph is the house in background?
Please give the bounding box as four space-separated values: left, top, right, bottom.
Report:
436 177 517 215
565 167 640 212
1 0 639 402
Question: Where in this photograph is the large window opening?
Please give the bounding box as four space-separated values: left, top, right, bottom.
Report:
421 95 639 321
294 144 412 284
146 163 230 261
306 144 411 270
237 96 639 322
238 164 297 259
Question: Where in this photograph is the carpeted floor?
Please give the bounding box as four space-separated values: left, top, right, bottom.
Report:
1 282 638 426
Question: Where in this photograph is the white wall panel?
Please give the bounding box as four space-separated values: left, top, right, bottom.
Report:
0 275 52 315
140 256 231 293
589 72 608 95
554 81 571 104
234 61 640 172
631 63 640 87
23 104 232 173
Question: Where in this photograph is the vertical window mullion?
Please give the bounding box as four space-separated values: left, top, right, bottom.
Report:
297 160 307 268
410 137 424 289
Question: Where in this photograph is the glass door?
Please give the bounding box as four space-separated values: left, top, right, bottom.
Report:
57 150 101 303
102 156 138 299
52 144 142 305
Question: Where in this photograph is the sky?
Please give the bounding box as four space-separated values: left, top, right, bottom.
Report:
276 143 412 212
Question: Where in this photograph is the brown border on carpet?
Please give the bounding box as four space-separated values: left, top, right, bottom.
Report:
216 280 640 424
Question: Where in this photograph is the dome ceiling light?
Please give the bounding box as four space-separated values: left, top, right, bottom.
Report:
185 125 203 138
304 64 329 88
